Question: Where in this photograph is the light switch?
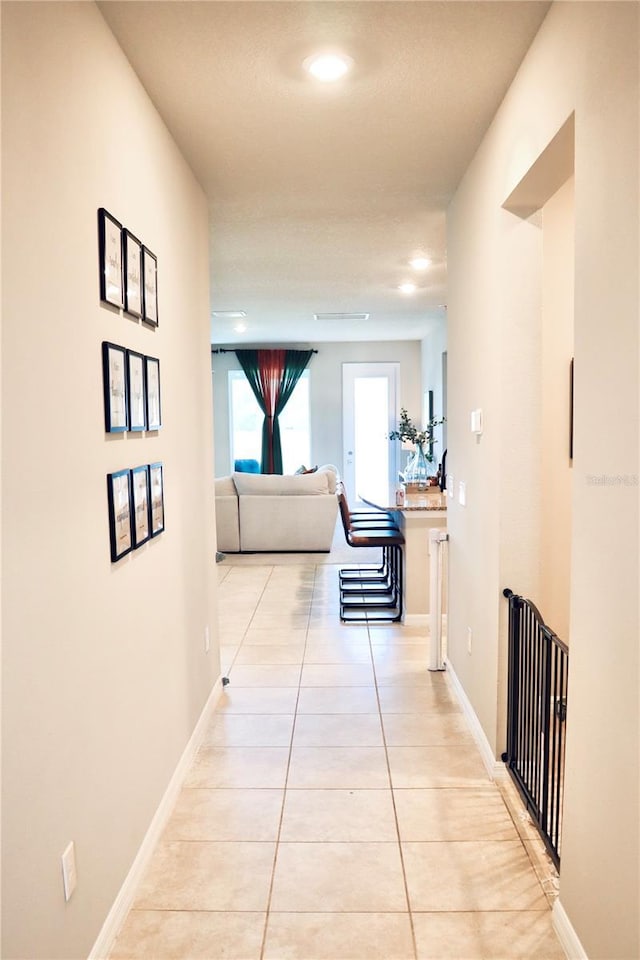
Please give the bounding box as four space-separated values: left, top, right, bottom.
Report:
458 481 466 506
447 474 454 498
470 409 483 434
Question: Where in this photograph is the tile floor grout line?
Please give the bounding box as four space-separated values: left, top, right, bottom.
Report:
219 566 278 678
366 617 420 960
257 562 317 960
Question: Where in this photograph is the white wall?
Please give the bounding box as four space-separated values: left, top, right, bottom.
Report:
540 177 574 643
1 4 219 958
212 340 422 476
447 4 638 958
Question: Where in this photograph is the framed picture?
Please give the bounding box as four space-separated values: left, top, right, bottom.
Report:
142 246 158 326
131 465 151 548
145 355 162 430
107 469 133 562
126 349 146 431
569 358 574 460
98 208 124 308
123 229 143 318
149 462 165 536
102 341 128 432
422 388 435 458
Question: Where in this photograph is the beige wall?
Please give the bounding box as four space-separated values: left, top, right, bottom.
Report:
212 340 422 477
1 4 219 958
447 3 638 958
540 177 574 643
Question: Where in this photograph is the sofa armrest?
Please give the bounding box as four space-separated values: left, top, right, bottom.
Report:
215 494 240 553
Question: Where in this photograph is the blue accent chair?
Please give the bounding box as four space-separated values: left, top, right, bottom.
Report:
234 458 260 474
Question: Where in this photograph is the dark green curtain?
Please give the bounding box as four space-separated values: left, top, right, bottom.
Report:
235 348 313 473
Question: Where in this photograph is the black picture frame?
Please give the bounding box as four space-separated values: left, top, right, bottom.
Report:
145 355 162 430
98 208 124 308
142 246 158 327
126 349 146 432
569 358 574 460
107 469 133 562
427 388 435 459
131 465 151 548
123 229 143 318
149 462 165 537
102 341 128 433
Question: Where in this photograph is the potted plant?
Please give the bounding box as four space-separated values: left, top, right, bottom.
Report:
389 408 444 490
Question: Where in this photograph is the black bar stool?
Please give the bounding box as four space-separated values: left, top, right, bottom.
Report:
336 489 404 622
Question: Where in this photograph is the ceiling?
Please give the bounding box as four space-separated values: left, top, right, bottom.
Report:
99 1 550 345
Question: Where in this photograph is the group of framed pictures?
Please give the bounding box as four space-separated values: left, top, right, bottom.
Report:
102 341 162 433
99 207 158 326
107 463 165 562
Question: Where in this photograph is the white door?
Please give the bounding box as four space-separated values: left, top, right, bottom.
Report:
342 362 399 505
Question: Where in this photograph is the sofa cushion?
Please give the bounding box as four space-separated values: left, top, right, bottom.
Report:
316 464 339 493
233 471 330 496
215 475 238 496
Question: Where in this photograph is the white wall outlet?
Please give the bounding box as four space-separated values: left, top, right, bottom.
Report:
467 627 473 655
204 626 210 653
61 841 77 902
447 473 454 498
458 480 466 506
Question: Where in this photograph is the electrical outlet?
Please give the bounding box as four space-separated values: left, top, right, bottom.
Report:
61 841 77 902
467 627 473 655
204 626 210 653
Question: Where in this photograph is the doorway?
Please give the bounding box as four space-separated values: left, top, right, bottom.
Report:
342 362 399 505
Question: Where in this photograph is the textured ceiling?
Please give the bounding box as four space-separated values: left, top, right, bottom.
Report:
99 1 550 344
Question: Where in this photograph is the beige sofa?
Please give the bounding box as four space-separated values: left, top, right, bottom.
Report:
215 466 339 553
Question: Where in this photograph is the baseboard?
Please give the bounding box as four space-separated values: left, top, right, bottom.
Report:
444 658 505 781
88 676 224 960
402 613 429 626
552 900 588 959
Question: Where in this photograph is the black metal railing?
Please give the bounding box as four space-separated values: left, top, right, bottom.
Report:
502 588 569 868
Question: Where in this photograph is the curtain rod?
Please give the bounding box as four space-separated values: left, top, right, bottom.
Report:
211 347 318 354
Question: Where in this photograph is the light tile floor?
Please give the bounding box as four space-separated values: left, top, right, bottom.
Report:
110 562 564 960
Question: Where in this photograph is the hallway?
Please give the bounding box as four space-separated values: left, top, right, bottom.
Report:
110 561 564 960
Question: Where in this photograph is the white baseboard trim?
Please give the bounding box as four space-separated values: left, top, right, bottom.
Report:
444 658 505 781
88 676 224 960
552 899 588 959
402 613 429 626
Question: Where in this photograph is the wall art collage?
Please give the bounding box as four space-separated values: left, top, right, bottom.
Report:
99 207 164 562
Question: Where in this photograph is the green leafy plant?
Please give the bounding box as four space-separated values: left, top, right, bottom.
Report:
388 407 444 455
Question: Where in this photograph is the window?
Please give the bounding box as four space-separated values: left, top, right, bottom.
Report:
228 370 311 473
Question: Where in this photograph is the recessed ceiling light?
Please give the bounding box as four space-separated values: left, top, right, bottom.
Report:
314 312 370 322
409 256 431 271
234 322 247 333
398 282 417 295
304 52 353 82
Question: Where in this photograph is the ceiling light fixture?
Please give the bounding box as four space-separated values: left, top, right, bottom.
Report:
211 310 247 320
409 256 431 271
234 322 247 333
398 282 417 295
303 52 353 82
314 312 370 322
